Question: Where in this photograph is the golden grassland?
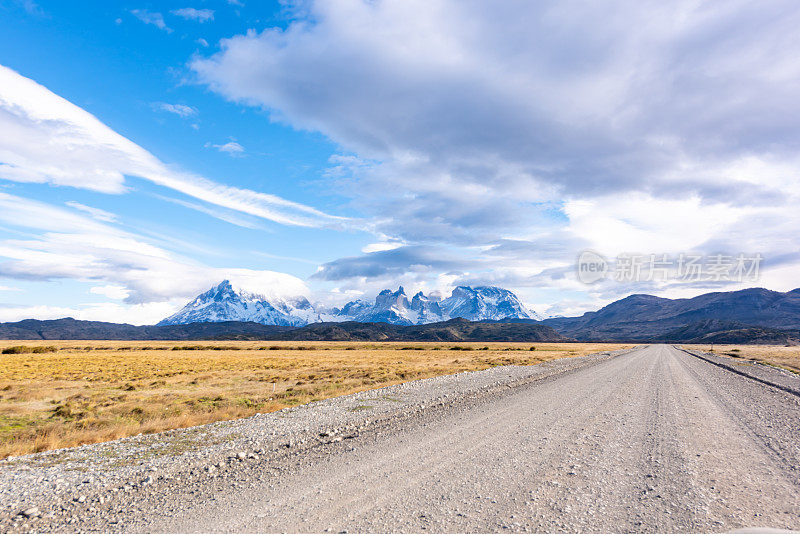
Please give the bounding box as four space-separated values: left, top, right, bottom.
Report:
683 344 800 374
0 340 630 459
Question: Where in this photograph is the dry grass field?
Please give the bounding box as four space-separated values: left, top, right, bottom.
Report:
0 340 630 459
683 344 800 374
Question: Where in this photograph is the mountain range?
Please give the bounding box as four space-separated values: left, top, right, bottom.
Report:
3 286 800 343
541 287 800 342
158 281 542 327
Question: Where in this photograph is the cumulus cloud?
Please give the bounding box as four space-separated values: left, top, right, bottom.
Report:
171 8 214 22
192 0 800 306
0 64 345 228
193 0 800 205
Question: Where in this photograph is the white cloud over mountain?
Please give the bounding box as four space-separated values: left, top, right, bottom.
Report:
3 2 800 323
0 191 309 315
193 0 800 309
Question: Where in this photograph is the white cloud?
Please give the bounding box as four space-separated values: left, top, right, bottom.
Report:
207 141 245 156
89 284 130 300
154 194 265 230
65 201 118 223
562 194 751 257
0 64 345 228
152 102 198 117
361 240 405 254
130 9 171 33
0 302 182 326
192 0 800 304
0 192 310 308
171 8 214 22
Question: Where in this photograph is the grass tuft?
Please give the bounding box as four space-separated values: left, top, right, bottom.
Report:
2 345 57 355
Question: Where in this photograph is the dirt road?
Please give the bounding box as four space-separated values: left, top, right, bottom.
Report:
130 345 799 532
5 344 800 532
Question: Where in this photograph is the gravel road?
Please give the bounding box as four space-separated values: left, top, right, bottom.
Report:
4 344 800 533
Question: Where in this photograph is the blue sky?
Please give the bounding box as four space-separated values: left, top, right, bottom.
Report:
1 0 799 324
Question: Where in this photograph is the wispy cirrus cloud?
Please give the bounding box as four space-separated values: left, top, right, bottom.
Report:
0 64 346 229
206 140 245 156
151 102 198 118
130 9 171 33
65 201 118 223
171 8 214 22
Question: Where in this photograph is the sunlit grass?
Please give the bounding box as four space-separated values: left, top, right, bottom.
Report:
0 340 630 458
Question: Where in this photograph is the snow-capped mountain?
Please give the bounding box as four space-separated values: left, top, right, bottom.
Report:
440 286 542 322
339 285 542 323
159 281 541 326
337 287 441 325
410 290 446 324
158 280 321 327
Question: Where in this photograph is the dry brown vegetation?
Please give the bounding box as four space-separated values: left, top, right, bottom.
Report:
684 344 800 374
0 340 629 458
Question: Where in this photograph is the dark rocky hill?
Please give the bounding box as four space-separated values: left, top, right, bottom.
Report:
542 288 800 341
657 319 800 345
0 318 291 340
0 317 568 342
275 318 568 342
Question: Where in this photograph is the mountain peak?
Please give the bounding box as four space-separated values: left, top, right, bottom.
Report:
337 285 540 324
159 280 319 327
159 282 541 327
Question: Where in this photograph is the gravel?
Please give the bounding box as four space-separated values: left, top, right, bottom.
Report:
7 344 796 533
679 347 800 397
0 348 631 532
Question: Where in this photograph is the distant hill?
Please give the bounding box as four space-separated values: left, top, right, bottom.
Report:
0 318 291 340
0 317 567 342
274 318 567 342
542 288 800 342
657 319 800 345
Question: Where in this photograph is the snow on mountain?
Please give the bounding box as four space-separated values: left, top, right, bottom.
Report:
158 281 542 326
158 280 321 327
440 286 543 322
336 285 541 324
409 291 446 324
339 287 431 325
